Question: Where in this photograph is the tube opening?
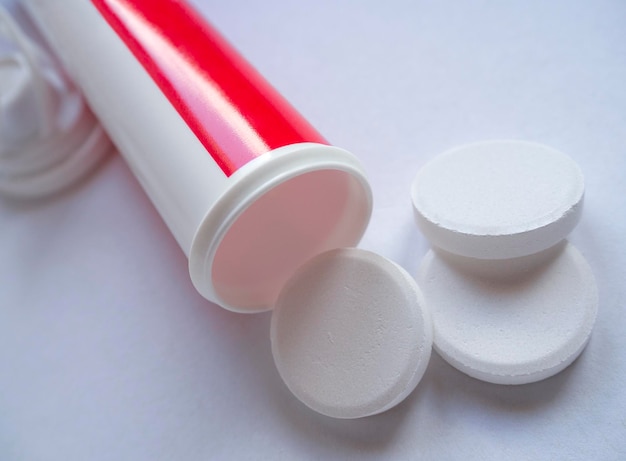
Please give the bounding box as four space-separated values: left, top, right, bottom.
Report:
212 168 371 311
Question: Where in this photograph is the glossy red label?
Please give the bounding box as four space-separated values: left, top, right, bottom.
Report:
92 0 327 176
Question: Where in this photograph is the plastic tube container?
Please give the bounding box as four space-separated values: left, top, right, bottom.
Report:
23 0 372 313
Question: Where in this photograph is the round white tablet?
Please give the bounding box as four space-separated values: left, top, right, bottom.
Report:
411 141 584 259
271 248 432 419
417 242 598 385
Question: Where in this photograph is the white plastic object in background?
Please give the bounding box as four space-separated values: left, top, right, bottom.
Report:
271 249 432 419
411 140 584 260
0 5 111 198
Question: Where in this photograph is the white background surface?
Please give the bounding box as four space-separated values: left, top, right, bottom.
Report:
1 0 625 459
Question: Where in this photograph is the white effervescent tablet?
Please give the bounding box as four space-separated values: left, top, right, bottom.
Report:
417 242 598 385
271 248 432 419
411 141 584 259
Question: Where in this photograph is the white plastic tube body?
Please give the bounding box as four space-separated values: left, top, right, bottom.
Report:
23 0 372 312
23 0 227 251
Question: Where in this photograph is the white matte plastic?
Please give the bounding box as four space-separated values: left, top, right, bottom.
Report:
271 248 432 418
0 5 111 198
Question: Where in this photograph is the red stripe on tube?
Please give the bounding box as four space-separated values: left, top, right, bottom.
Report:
92 0 328 176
